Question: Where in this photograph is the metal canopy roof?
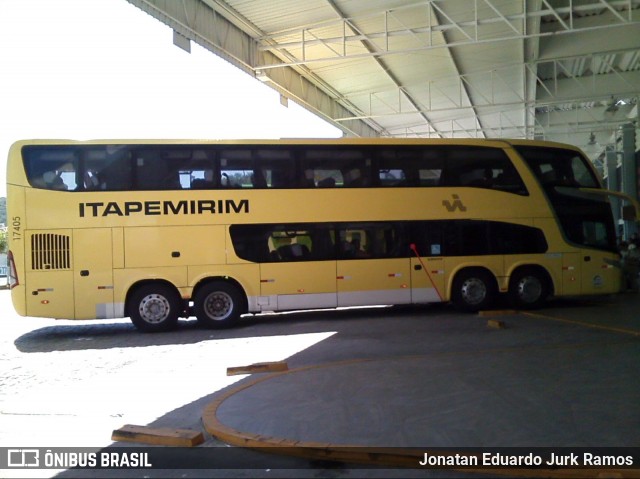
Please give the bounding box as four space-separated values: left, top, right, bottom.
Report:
127 0 639 157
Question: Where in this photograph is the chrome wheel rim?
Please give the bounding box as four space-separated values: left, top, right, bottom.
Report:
460 278 487 305
139 294 171 324
204 291 233 320
516 276 542 304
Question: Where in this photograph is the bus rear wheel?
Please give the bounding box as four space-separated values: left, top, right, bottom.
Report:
508 268 549 310
451 269 497 312
128 284 181 333
193 281 244 329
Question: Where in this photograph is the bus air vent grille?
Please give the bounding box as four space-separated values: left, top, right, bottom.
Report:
31 233 71 270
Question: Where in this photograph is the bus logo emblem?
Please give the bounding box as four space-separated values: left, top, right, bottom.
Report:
442 195 467 212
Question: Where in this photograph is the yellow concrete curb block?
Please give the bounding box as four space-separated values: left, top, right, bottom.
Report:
487 319 507 329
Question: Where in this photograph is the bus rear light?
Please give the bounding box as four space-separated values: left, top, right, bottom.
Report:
7 251 19 289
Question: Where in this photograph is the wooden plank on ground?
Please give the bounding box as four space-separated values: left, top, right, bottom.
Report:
227 361 289 376
478 310 517 317
112 424 204 447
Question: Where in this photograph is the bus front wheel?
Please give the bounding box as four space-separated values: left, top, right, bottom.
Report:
128 284 181 333
193 281 244 329
451 269 497 312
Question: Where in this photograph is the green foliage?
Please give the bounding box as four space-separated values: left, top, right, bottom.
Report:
0 197 5 226
0 198 6 253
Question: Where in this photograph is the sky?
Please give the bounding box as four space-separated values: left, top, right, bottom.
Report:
0 0 342 197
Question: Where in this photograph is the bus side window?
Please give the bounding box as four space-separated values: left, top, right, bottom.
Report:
317 176 337 187
379 169 406 186
230 224 337 263
271 229 314 261
171 150 216 190
407 221 443 257
443 221 490 256
220 149 253 188
299 169 316 188
338 223 402 259
189 169 215 189
43 169 73 190
344 168 363 187
23 146 80 191
418 168 442 186
135 150 182 190
378 147 444 187
255 149 295 188
378 150 409 186
100 156 133 190
183 153 216 189
489 222 548 254
444 147 526 194
303 148 370 188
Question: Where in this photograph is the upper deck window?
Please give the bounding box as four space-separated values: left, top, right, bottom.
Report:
302 148 372 188
22 143 526 195
442 147 527 194
22 146 80 191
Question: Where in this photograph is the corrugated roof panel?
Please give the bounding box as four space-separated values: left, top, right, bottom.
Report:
229 0 335 35
163 0 640 145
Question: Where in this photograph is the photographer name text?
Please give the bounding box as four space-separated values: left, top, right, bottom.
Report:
419 452 634 467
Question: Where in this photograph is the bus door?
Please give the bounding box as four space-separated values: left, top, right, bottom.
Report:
336 224 411 307
258 227 337 311
73 229 114 319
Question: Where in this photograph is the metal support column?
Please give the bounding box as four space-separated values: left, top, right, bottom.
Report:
605 145 621 239
620 123 638 238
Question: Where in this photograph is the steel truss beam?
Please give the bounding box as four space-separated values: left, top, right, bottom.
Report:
322 0 446 138
332 49 640 119
380 99 637 139
255 0 640 69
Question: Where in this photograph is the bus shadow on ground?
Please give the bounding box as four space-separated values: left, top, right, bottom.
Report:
13 304 449 353
13 295 622 354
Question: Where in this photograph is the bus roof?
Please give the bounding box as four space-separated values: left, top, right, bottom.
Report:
9 137 582 151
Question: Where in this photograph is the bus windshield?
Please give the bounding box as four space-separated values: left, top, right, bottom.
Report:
514 146 600 189
515 145 616 253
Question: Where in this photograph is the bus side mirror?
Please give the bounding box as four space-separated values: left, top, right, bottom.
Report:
622 204 637 221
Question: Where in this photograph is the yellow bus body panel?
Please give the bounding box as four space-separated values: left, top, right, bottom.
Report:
124 225 226 268
337 258 411 306
259 261 338 310
23 271 75 319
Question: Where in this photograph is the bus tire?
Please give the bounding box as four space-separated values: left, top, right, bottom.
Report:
128 283 181 333
193 281 244 329
451 269 497 312
508 267 549 310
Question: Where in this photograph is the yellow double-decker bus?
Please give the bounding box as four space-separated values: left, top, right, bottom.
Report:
6 138 633 332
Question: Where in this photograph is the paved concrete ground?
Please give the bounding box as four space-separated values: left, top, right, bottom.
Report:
1 290 639 478
208 299 640 448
